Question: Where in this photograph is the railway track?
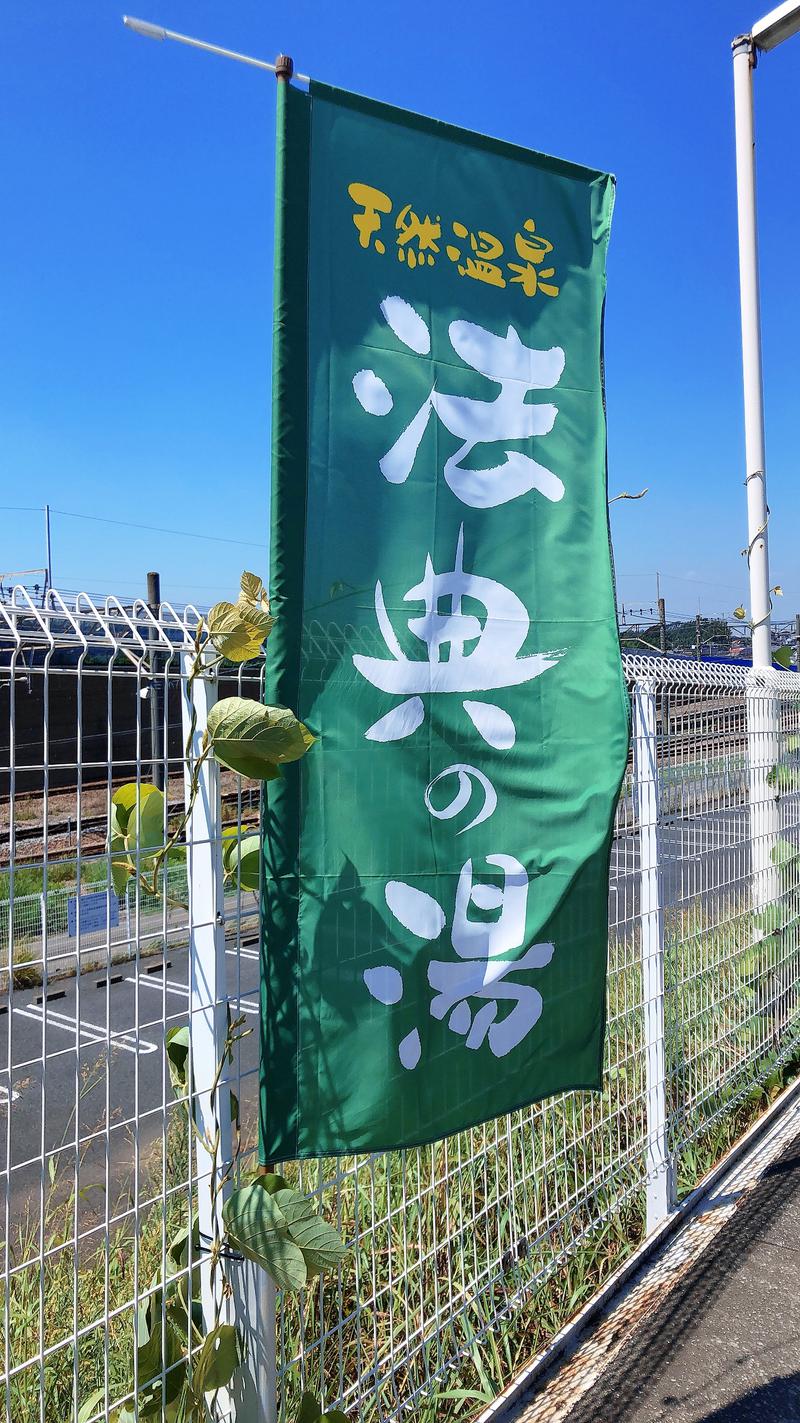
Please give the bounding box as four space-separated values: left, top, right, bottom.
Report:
2 789 260 864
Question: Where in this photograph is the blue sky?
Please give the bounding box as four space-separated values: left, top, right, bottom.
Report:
2 1 799 620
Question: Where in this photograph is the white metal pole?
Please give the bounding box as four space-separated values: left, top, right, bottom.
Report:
181 655 277 1420
122 15 310 83
732 37 772 669
181 654 235 1414
734 34 781 916
633 681 674 1233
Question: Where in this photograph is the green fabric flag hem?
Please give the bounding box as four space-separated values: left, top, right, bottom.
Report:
261 79 629 1163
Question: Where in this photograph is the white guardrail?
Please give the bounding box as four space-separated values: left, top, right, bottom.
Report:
1 588 800 1422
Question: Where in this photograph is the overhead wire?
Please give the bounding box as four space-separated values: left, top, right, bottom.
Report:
1 504 266 549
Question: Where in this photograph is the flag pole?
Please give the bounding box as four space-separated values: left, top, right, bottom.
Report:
122 16 310 83
732 34 771 668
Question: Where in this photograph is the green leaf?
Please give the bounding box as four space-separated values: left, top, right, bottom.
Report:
194 1323 245 1394
226 833 262 892
110 799 128 840
273 1188 348 1276
82 1400 138 1423
111 782 141 834
207 698 315 781
222 1183 307 1290
136 1295 164 1385
208 573 274 661
239 572 274 635
240 570 265 603
111 854 133 898
230 1089 240 1130
134 1284 188 1416
111 783 165 852
767 763 800 792
109 784 165 893
774 645 794 669
165 1025 190 1101
299 1400 349 1423
258 1172 289 1195
239 604 274 637
208 601 270 663
221 825 240 874
771 837 799 868
78 1390 107 1423
167 1215 200 1276
753 904 786 937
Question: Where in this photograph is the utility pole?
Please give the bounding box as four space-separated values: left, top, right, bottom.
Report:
654 572 667 657
44 504 52 605
695 612 702 661
146 571 164 790
795 613 800 673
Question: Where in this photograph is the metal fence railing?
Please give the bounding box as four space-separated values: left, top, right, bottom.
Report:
2 588 800 1423
0 872 260 985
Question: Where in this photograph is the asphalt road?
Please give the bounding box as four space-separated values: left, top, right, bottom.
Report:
610 803 755 919
0 940 261 1220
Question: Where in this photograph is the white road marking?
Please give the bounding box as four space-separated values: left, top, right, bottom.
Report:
14 1004 158 1055
126 975 189 997
226 947 259 962
661 823 749 854
127 977 260 1016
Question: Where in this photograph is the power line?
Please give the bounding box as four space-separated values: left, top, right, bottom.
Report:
49 507 266 549
1 503 265 549
56 574 235 592
617 570 744 593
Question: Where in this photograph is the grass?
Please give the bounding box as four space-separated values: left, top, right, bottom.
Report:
273 900 800 1422
0 859 190 976
2 901 800 1422
1 1107 193 1421
9 941 42 989
0 861 111 901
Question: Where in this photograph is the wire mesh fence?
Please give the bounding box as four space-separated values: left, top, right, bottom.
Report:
1 591 800 1422
0 872 260 987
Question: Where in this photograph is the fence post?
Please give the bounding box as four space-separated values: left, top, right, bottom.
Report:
181 653 277 1422
181 655 235 1407
746 670 780 919
230 1267 277 1423
633 679 675 1233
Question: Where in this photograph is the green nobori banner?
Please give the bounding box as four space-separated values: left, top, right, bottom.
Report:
261 78 629 1161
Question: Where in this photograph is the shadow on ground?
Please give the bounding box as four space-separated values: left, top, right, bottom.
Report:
565 1135 800 1423
693 1374 800 1422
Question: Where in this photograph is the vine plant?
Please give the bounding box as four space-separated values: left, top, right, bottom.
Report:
108 572 312 901
81 575 347 1423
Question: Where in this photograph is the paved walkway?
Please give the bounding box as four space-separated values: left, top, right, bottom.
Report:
569 1133 800 1421
497 1103 800 1423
